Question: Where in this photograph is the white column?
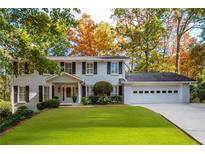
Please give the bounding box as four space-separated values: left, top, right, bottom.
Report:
78 82 81 104
49 83 52 99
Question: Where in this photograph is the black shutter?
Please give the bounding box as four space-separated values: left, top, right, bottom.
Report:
72 62 76 74
13 62 18 76
14 86 18 103
24 62 29 74
82 86 86 97
25 86 29 102
107 62 111 74
61 62 64 72
119 62 123 74
119 85 123 96
82 62 86 74
39 86 43 102
52 85 54 98
94 62 97 74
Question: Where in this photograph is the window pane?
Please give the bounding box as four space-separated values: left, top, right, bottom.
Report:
87 86 93 96
19 87 26 102
111 63 118 74
65 63 72 74
87 63 93 74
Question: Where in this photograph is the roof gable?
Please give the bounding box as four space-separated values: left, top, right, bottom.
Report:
46 72 83 83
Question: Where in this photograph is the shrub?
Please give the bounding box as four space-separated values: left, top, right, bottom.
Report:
81 97 91 105
37 99 60 110
89 96 99 104
0 100 12 118
37 102 45 110
53 96 59 99
97 96 112 104
45 99 60 108
110 96 123 103
0 106 33 133
93 81 113 96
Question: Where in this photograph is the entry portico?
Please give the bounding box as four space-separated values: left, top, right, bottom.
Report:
45 72 83 104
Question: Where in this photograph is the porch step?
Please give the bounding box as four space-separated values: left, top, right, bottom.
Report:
60 103 73 106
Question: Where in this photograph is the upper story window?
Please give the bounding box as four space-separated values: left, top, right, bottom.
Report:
111 62 118 74
87 63 94 74
65 63 72 74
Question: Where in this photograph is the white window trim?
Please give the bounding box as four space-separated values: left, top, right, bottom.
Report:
86 62 94 75
64 62 72 74
18 86 26 103
111 62 119 75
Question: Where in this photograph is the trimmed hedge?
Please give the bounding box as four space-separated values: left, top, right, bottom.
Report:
0 106 33 133
37 99 60 110
81 96 122 105
93 81 113 96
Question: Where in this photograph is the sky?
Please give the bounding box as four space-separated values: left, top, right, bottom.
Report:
76 8 202 41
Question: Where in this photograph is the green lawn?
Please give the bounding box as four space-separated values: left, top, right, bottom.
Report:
0 106 197 145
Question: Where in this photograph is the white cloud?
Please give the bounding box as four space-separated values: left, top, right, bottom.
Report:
75 8 114 24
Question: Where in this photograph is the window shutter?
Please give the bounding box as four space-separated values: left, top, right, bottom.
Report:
39 86 43 102
24 62 29 74
107 62 111 74
14 86 18 103
82 86 86 97
61 62 64 72
13 62 18 76
94 62 97 74
119 85 123 96
52 85 54 98
72 62 76 74
119 62 123 74
82 62 86 74
25 86 29 102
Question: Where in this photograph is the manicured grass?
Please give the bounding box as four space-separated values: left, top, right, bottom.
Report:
0 106 197 145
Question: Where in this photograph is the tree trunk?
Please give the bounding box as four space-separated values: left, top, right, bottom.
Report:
145 51 149 72
176 36 181 74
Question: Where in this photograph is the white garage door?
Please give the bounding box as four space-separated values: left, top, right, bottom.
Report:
125 85 182 104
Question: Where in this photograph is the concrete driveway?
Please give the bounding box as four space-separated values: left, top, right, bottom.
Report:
130 103 205 144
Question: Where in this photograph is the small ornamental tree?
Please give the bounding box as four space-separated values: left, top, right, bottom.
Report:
93 81 113 96
198 81 205 102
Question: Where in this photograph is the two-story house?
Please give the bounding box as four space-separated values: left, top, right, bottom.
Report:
11 56 195 112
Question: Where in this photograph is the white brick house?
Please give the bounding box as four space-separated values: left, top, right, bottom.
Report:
11 56 195 112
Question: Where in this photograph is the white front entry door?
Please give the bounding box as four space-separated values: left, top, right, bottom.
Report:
61 86 72 103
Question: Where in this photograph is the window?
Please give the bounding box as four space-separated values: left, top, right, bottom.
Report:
111 86 118 96
145 91 149 94
150 91 155 94
139 91 143 94
111 63 118 74
133 91 138 94
87 63 94 74
162 90 166 93
174 90 178 93
44 86 49 101
65 63 72 74
87 86 93 96
156 90 161 94
168 90 172 93
19 87 26 102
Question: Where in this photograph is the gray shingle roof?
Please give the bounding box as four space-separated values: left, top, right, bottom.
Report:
125 72 195 82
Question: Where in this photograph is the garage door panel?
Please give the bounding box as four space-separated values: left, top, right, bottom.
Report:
126 85 181 104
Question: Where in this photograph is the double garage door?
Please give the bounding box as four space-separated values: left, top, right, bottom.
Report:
124 85 182 104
